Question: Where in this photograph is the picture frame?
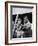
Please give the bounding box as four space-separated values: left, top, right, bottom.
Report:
5 1 37 45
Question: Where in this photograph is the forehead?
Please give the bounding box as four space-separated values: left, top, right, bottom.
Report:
18 18 21 21
24 16 28 19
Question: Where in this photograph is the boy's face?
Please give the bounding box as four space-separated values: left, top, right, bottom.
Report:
18 18 21 24
24 16 28 23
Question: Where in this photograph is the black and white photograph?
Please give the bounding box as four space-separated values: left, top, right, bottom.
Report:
5 1 37 44
11 7 32 39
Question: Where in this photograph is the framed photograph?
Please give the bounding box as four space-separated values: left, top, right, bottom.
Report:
5 1 37 45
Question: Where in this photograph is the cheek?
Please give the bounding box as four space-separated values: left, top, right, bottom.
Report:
19 21 21 23
24 20 26 22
